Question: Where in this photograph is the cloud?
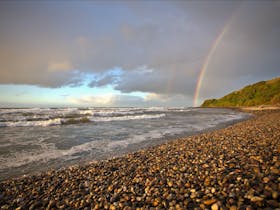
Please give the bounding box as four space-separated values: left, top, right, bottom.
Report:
68 92 193 107
198 2 280 99
88 69 122 88
68 94 146 107
89 76 116 88
48 60 73 72
113 67 197 96
144 93 168 102
69 94 116 106
0 1 279 105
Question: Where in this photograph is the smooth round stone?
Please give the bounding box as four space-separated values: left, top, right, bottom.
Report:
204 199 216 206
229 206 237 210
250 196 263 202
272 191 278 199
211 203 219 210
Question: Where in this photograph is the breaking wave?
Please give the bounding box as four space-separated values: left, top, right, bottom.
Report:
0 108 170 127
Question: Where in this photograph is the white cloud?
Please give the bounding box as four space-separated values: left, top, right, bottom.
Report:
69 94 115 106
144 93 168 102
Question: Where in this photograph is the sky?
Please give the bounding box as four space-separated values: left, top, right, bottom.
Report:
0 1 279 107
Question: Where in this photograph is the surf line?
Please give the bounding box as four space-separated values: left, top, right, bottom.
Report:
193 7 240 107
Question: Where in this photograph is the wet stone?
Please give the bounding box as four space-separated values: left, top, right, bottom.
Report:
0 110 280 209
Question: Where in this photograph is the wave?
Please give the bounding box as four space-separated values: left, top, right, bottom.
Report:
90 114 166 122
0 118 62 127
0 138 110 170
61 117 91 125
0 125 173 170
0 113 166 127
91 110 145 117
0 107 195 127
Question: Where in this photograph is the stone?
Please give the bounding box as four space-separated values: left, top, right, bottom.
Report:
229 206 237 210
272 191 278 199
250 196 263 202
263 177 270 183
204 177 211 186
204 199 216 206
211 203 219 210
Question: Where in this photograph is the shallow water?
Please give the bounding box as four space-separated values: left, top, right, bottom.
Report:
0 107 250 180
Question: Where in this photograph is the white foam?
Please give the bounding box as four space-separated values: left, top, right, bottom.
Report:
0 118 61 127
0 139 109 170
0 126 182 170
145 107 166 111
92 110 144 117
107 131 162 149
90 114 166 122
106 127 186 150
79 110 95 115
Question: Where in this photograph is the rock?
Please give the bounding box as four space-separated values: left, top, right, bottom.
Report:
267 199 279 208
190 192 197 199
250 196 263 202
108 185 113 192
204 199 216 206
185 182 191 188
204 177 211 186
245 206 253 210
167 181 173 187
270 168 279 174
211 203 219 210
46 200 56 210
229 206 237 210
153 200 159 207
263 177 270 183
109 204 116 210
272 191 278 199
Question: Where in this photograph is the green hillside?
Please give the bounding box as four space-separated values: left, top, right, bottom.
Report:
201 77 280 107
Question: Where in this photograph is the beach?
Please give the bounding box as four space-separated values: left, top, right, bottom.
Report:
1 110 279 209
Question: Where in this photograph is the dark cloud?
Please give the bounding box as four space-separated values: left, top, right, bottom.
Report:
198 1 280 100
114 68 197 96
0 1 279 105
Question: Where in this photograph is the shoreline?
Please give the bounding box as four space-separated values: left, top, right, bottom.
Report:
0 109 251 182
1 110 279 209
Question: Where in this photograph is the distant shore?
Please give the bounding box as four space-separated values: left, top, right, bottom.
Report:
1 110 279 209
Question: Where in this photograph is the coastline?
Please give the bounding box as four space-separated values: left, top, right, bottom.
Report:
0 108 250 182
1 110 279 209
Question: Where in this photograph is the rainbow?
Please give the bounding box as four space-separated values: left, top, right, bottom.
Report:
193 7 240 107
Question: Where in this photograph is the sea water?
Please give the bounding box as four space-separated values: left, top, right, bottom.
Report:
0 107 250 180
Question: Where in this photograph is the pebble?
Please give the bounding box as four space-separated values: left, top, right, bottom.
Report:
263 177 270 183
204 199 216 205
0 110 280 209
272 191 278 199
229 206 237 210
204 177 211 186
250 196 263 202
211 203 219 210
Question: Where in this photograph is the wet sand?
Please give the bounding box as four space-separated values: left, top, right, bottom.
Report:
0 110 279 209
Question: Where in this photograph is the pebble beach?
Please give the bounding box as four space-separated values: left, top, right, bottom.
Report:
0 110 279 210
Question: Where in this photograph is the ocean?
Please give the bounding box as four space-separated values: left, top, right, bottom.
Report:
0 107 250 180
